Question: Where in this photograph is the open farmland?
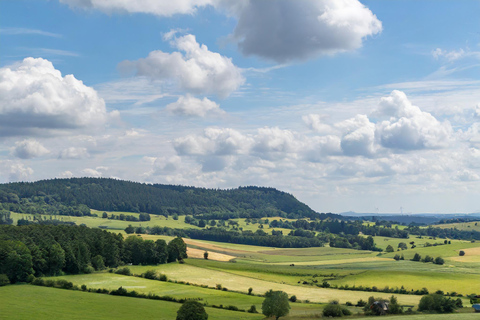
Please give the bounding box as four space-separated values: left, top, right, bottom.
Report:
0 285 263 320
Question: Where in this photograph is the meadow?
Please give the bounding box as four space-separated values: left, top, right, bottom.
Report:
7 211 480 318
0 285 263 320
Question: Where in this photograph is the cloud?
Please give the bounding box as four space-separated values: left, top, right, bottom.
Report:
432 48 466 62
166 95 225 117
0 58 111 136
0 161 34 182
59 0 213 16
375 91 452 150
81 168 102 177
174 127 251 156
252 127 299 159
12 139 50 159
336 114 376 157
59 147 89 159
60 171 74 178
231 0 382 62
303 114 335 135
0 27 62 38
119 34 244 98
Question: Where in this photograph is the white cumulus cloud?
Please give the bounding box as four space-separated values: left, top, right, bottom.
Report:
0 161 34 182
12 139 50 159
375 91 452 150
166 95 225 117
59 147 89 159
0 58 110 136
119 34 244 98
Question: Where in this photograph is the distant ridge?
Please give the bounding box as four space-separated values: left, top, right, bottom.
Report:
0 177 339 220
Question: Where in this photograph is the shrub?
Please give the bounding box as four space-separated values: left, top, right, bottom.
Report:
142 270 157 280
248 287 253 295
247 305 258 313
459 250 465 256
418 294 458 313
81 284 87 291
356 299 367 307
0 274 10 286
176 301 208 320
216 284 222 290
322 304 352 317
159 274 168 281
289 295 297 302
115 267 131 276
386 245 394 252
434 257 445 265
412 253 422 261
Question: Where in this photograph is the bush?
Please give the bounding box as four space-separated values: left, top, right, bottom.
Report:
115 267 131 276
434 257 445 265
459 250 465 256
216 284 222 290
247 305 258 313
356 299 367 307
81 284 87 291
289 295 297 302
248 287 253 295
418 294 458 313
142 270 157 280
0 274 10 286
386 245 394 252
159 274 168 281
322 304 352 317
412 253 422 261
176 301 208 320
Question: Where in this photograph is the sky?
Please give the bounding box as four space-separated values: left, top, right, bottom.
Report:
1 0 480 214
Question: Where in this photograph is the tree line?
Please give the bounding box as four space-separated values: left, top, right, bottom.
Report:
0 224 187 284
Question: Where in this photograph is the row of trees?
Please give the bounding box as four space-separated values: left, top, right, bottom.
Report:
0 224 187 283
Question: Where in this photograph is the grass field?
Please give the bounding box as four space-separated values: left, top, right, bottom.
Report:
8 210 480 318
9 211 201 231
433 221 480 232
0 285 263 320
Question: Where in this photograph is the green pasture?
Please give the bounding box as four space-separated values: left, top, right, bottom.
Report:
46 272 264 310
379 241 480 260
186 259 480 297
0 284 262 320
9 211 200 231
328 268 480 296
370 235 463 251
433 221 480 232
124 262 422 306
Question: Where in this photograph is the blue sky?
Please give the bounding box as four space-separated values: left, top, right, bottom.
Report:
1 0 480 214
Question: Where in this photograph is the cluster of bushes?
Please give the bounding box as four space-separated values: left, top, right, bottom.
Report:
322 301 352 317
418 294 462 313
411 253 445 265
102 212 150 222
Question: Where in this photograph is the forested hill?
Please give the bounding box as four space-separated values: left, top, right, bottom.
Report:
0 178 333 219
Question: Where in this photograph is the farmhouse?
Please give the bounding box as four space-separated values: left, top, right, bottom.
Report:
473 304 480 313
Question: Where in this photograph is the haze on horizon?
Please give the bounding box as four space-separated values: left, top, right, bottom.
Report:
0 0 479 214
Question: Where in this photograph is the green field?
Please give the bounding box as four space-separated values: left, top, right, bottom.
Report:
433 221 480 232
9 211 201 231
0 285 263 320
8 210 480 318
